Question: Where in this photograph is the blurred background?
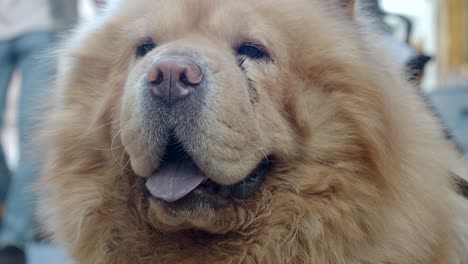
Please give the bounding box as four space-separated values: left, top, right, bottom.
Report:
0 0 467 263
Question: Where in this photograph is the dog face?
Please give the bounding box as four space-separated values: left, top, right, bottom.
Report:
118 0 302 232
47 0 383 235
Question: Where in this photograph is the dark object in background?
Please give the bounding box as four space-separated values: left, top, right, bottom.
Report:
404 54 467 194
405 54 465 154
406 54 432 85
0 246 26 264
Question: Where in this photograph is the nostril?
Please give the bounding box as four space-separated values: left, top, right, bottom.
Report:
179 71 192 87
153 70 164 86
147 67 165 86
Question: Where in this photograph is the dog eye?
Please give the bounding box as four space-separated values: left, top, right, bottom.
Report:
237 43 268 60
136 40 156 57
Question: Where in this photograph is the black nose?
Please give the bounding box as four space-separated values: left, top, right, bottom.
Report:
147 56 203 106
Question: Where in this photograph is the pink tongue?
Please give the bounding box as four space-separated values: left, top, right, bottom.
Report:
145 160 207 202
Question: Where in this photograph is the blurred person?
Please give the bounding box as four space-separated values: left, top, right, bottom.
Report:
0 1 78 264
50 0 79 34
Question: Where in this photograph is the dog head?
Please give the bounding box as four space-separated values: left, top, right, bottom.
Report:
44 0 398 236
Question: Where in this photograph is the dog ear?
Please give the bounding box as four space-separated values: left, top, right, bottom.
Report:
336 0 356 17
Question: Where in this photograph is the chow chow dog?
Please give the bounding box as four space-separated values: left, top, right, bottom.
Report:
37 0 468 263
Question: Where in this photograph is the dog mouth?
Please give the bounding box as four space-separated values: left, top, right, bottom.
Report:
145 135 272 204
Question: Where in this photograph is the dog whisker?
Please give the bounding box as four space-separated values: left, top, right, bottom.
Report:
249 141 270 163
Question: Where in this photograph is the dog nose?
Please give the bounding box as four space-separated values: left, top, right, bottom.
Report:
147 56 203 105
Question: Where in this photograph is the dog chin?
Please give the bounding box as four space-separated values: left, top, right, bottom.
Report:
145 197 239 234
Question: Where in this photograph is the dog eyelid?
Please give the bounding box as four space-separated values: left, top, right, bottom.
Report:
236 41 270 61
136 38 157 58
